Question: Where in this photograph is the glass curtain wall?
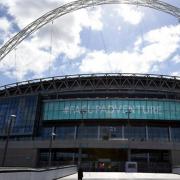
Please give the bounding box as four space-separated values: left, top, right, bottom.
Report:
77 126 98 139
148 127 169 141
124 126 146 141
42 98 180 121
171 127 180 142
56 127 75 139
38 125 180 142
100 126 123 139
0 95 38 135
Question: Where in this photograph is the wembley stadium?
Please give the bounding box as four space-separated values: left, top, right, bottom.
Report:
0 73 180 173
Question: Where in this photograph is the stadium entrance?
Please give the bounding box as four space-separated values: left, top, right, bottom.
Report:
38 148 171 173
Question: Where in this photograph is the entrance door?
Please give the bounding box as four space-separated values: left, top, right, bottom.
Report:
83 149 126 172
98 158 111 171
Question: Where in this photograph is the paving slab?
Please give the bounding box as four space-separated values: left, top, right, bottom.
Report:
60 172 180 180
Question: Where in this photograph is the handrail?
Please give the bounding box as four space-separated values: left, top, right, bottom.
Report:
0 165 77 173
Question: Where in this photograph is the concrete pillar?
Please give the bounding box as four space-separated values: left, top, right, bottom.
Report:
169 126 172 142
74 126 77 140
145 125 148 141
122 126 125 139
127 149 131 161
78 147 82 167
97 126 100 140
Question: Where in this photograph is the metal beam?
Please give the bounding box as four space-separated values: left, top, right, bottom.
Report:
0 0 180 61
0 73 179 97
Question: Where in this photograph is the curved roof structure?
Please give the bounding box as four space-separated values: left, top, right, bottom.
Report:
0 73 180 98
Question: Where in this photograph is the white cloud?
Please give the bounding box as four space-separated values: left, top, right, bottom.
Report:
0 40 54 80
172 72 180 76
0 0 103 80
172 55 180 63
117 26 121 31
116 5 144 25
0 17 11 32
1 0 62 28
0 17 13 45
151 64 160 73
80 7 103 31
1 0 103 30
80 50 148 74
80 24 180 74
143 25 180 58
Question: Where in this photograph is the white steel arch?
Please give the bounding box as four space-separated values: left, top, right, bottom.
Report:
0 0 179 61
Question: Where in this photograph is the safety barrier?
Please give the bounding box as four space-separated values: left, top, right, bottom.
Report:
0 165 77 180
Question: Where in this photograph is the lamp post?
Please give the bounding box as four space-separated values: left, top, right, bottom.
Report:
78 109 87 168
2 114 16 167
125 108 132 162
48 126 56 167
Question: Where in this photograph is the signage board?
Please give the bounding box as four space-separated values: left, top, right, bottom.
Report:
43 98 180 121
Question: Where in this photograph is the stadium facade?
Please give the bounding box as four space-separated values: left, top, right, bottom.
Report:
0 73 180 173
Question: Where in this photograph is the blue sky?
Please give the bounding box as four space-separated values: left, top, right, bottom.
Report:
0 0 179 86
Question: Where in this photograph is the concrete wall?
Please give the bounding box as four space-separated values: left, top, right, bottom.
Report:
1 140 180 168
1 139 180 150
0 165 77 180
171 150 180 166
0 148 38 167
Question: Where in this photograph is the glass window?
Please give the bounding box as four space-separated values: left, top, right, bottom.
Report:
75 100 81 120
148 127 169 141
54 101 59 111
124 126 146 140
100 126 110 140
99 100 105 119
164 101 171 120
170 101 176 120
89 100 97 119
99 126 123 139
109 126 122 139
47 111 54 120
59 101 65 111
171 127 180 142
112 99 118 119
122 100 129 119
41 99 180 121
48 102 54 111
131 151 148 162
39 152 49 161
149 151 170 162
39 127 51 139
53 110 59 120
63 101 70 120
116 100 122 119
56 126 75 139
56 152 73 161
77 126 98 139
0 95 38 135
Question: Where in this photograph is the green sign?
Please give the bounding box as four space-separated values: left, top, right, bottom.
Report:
42 98 180 121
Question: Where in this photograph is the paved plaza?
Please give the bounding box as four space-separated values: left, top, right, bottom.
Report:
60 172 180 180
